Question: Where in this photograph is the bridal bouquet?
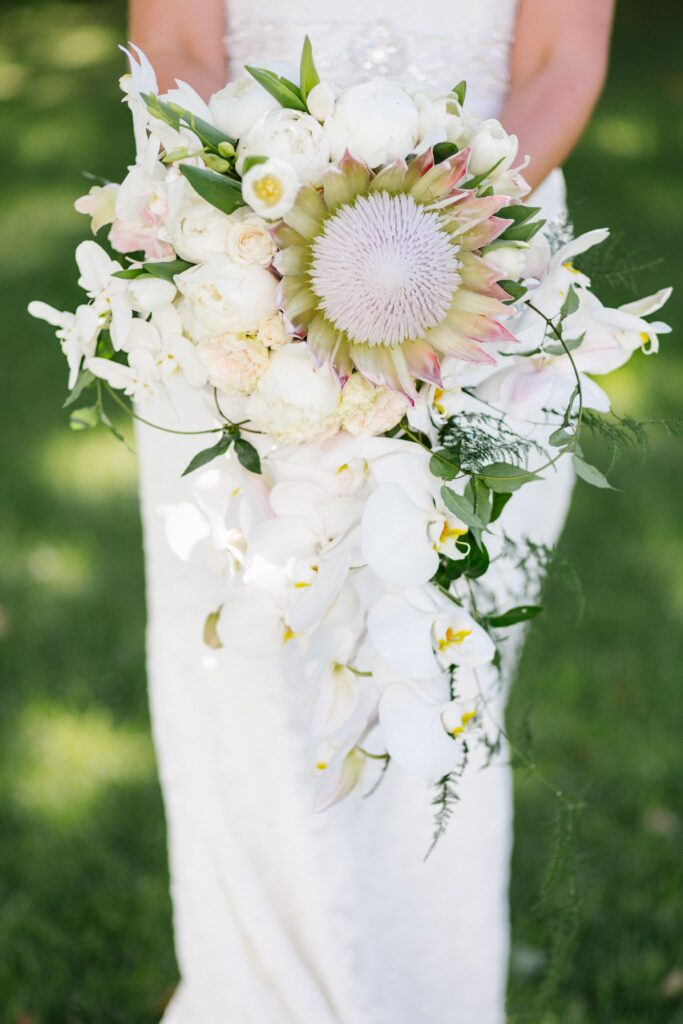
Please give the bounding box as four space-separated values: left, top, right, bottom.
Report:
30 41 672 827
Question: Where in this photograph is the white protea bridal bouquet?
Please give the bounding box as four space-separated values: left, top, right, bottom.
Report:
30 40 673 835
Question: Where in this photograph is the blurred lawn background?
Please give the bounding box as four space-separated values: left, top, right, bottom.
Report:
0 1 681 1021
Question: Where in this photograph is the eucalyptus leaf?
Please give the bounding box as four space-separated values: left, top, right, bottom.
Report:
234 437 262 474
548 426 575 449
572 455 615 489
478 463 539 492
429 449 460 480
69 404 99 430
440 487 488 530
245 66 307 111
544 332 585 357
299 35 320 100
488 605 542 627
182 434 232 476
180 164 245 214
560 283 580 319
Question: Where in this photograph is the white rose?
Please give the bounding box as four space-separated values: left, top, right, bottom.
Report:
246 343 343 443
237 109 330 185
307 81 336 123
257 312 291 348
209 75 279 141
171 196 233 264
325 80 420 168
242 159 300 220
226 208 275 266
483 243 527 279
468 119 518 177
198 333 270 395
127 276 176 313
176 257 278 342
340 374 408 436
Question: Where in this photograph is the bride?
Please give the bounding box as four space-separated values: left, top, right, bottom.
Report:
129 1 614 1021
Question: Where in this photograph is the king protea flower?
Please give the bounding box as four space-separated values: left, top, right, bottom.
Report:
273 149 517 398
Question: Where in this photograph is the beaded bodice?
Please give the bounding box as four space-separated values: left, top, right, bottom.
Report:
225 1 519 117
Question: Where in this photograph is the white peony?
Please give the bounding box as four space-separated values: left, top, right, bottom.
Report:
226 208 276 266
468 118 519 177
241 159 300 220
340 374 408 436
209 74 280 141
176 257 278 342
257 312 291 348
237 108 331 185
325 80 420 168
198 332 270 395
171 196 234 264
246 343 344 443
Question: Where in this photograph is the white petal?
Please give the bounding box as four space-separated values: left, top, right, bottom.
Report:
312 665 360 737
361 484 437 586
289 546 350 633
379 684 462 780
367 592 440 679
619 287 672 319
313 749 364 812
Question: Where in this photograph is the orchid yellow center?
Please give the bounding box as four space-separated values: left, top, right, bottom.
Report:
451 709 477 737
253 174 284 208
315 761 328 771
439 521 467 545
438 627 473 651
282 626 297 644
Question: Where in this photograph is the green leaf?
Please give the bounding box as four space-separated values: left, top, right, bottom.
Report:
299 35 320 100
465 156 505 189
478 462 539 492
548 426 575 449
502 204 541 227
241 154 269 175
141 93 181 130
429 449 460 480
451 80 467 106
234 437 262 474
500 218 546 243
498 279 527 304
112 267 145 280
560 283 580 319
171 107 236 151
245 66 307 111
143 258 193 282
63 370 95 408
463 535 489 579
69 404 99 430
490 490 512 522
488 605 543 627
572 454 615 490
440 487 489 530
179 164 245 215
544 332 585 357
181 434 232 476
432 141 460 164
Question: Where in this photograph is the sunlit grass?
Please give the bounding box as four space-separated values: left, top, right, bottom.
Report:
588 112 659 159
37 427 138 503
11 703 155 823
50 24 117 70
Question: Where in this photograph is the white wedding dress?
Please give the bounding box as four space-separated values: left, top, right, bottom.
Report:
136 3 574 1022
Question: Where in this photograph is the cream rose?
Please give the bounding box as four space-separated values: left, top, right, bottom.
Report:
325 80 420 168
246 343 343 443
226 209 276 266
198 333 270 395
237 109 331 185
257 312 291 349
340 374 408 436
171 196 233 264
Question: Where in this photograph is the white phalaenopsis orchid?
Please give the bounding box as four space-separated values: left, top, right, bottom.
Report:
378 684 478 779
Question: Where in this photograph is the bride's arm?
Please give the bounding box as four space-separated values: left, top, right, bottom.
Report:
128 0 227 96
501 0 615 188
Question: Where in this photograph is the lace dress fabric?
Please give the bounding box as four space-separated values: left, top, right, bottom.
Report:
136 3 574 1022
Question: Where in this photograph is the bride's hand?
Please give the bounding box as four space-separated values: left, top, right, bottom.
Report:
129 0 227 97
502 0 616 188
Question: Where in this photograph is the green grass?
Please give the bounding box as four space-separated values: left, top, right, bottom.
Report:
0 2 681 1021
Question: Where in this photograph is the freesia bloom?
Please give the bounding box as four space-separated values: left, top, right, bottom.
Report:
274 149 516 396
242 159 299 221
